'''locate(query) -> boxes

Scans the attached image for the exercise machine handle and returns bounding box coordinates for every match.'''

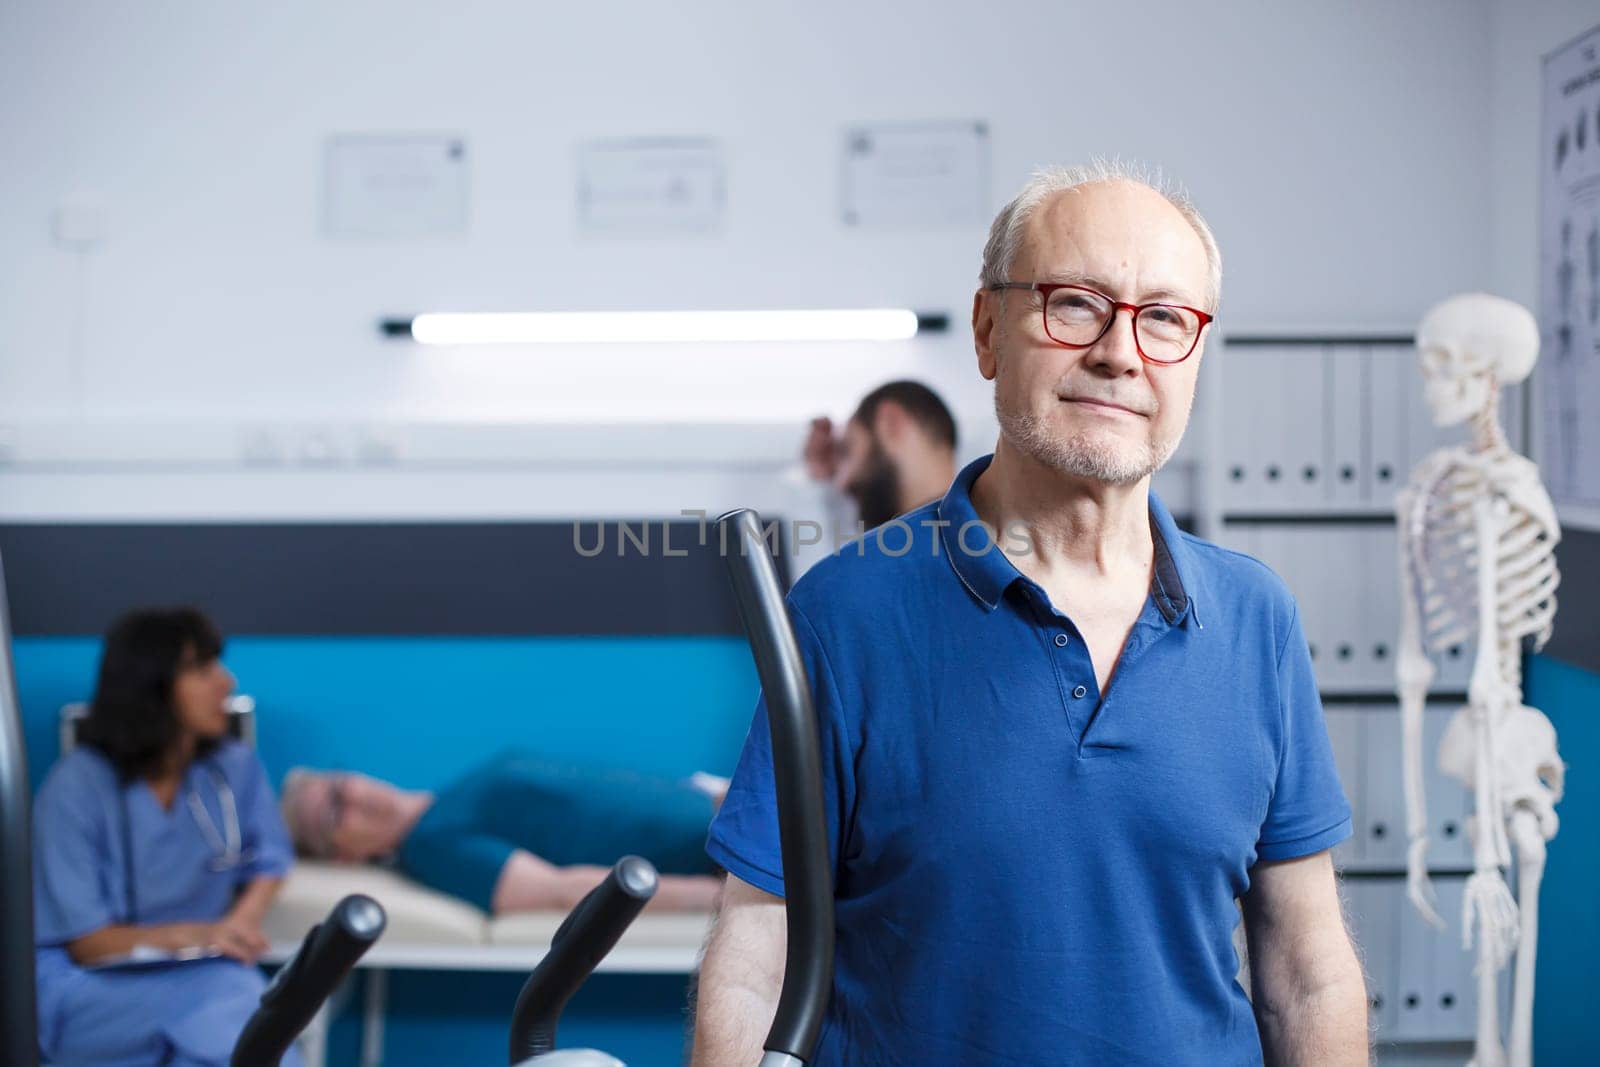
[0,553,39,1067]
[231,894,386,1067]
[508,856,658,1064]
[716,509,834,1067]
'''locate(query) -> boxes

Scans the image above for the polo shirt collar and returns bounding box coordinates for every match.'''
[936,453,1199,627]
[1146,486,1198,627]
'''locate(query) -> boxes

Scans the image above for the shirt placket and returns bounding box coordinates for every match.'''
[1027,590,1175,751]
[1016,588,1095,746]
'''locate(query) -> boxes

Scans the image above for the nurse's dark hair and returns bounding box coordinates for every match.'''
[80,606,225,780]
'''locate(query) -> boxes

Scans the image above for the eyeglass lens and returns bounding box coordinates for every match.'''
[1044,288,1201,362]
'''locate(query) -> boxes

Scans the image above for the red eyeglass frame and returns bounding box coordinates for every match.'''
[987,281,1215,365]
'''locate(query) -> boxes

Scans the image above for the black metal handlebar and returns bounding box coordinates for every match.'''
[0,553,39,1067]
[715,509,835,1066]
[231,894,387,1067]
[508,855,659,1064]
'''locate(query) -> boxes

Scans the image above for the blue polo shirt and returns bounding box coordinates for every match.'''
[706,454,1352,1065]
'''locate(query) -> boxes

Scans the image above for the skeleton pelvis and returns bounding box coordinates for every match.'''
[1438,703,1564,821]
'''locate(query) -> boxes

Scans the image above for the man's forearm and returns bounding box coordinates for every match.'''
[1243,853,1371,1066]
[691,978,776,1066]
[492,851,721,914]
[1254,968,1370,1066]
[691,919,781,1066]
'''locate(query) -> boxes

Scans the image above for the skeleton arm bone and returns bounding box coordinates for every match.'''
[1462,493,1520,969]
[1396,484,1443,927]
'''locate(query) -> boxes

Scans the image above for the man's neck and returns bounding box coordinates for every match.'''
[897,453,958,517]
[972,439,1153,582]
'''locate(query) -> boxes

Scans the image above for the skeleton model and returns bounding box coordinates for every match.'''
[1396,293,1565,1067]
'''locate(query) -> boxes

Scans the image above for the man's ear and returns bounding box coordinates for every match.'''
[973,289,999,381]
[1192,321,1214,365]
[872,401,909,452]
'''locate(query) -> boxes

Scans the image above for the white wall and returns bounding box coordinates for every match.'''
[0,0,1496,518]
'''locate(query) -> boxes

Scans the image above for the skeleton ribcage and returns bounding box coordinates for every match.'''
[1412,465,1560,682]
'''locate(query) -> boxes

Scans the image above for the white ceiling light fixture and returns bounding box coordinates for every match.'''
[382,308,948,345]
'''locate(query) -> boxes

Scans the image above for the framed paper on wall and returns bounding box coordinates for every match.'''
[1539,22,1600,530]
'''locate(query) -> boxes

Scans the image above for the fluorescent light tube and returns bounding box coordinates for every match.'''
[403,309,926,345]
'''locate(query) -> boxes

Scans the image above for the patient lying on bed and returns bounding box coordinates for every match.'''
[280,750,726,914]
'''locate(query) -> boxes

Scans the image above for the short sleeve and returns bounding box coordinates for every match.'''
[230,746,293,882]
[705,600,855,898]
[32,758,119,944]
[1254,604,1354,862]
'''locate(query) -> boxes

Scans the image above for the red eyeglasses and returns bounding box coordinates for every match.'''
[988,282,1214,365]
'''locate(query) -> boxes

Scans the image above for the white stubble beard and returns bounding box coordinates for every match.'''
[992,365,1185,486]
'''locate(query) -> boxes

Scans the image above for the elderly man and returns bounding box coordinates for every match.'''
[692,162,1367,1064]
[280,751,726,914]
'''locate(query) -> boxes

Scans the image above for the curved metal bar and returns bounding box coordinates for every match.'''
[716,509,834,1065]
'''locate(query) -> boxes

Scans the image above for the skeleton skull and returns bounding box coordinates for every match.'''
[1415,294,1539,427]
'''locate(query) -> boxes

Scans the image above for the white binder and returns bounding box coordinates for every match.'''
[1324,706,1366,869]
[1363,524,1402,691]
[1361,706,1408,868]
[1392,874,1437,1040]
[1326,345,1367,507]
[1344,877,1401,1037]
[1280,347,1328,509]
[1368,346,1408,507]
[1220,348,1261,510]
[1321,526,1363,692]
[1427,875,1475,1040]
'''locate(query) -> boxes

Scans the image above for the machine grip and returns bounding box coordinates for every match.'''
[231,894,386,1067]
[716,508,834,1066]
[0,553,38,1067]
[508,855,658,1063]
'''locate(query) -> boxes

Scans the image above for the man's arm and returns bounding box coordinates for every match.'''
[690,873,787,1067]
[491,850,720,914]
[1241,850,1369,1065]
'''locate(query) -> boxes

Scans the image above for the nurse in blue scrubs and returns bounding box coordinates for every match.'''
[31,607,299,1067]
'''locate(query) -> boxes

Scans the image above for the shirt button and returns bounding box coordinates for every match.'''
[1073,685,1088,699]
[1054,633,1069,647]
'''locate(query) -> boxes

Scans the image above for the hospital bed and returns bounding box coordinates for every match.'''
[263,863,709,1067]
[241,853,660,1067]
[58,699,712,1067]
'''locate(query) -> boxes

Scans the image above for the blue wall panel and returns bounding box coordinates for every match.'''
[16,635,759,790]
[1526,653,1600,1066]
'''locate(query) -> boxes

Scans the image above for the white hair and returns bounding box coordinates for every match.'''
[979,158,1223,312]
[279,766,328,857]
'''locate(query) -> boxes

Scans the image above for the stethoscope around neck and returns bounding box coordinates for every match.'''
[120,760,256,922]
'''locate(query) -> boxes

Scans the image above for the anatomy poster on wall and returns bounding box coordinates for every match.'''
[1540,22,1600,528]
